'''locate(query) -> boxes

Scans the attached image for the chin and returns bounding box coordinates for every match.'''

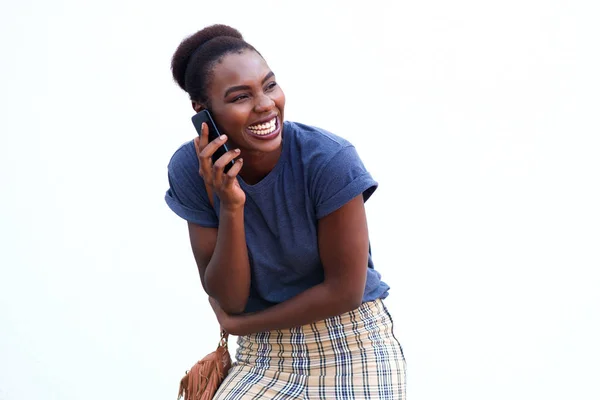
[250,133,282,153]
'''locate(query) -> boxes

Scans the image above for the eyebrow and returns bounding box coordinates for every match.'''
[224,71,275,98]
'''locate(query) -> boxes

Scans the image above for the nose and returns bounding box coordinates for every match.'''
[253,93,275,113]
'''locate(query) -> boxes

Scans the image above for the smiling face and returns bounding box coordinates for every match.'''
[197,49,286,154]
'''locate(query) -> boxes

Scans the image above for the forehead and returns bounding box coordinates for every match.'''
[210,50,270,93]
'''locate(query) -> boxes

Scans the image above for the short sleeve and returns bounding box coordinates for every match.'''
[311,145,378,219]
[164,143,219,228]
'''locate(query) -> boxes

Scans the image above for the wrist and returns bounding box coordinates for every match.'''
[219,204,244,215]
[226,314,249,336]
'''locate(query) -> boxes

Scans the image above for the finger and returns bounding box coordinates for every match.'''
[200,134,228,159]
[223,158,244,188]
[193,136,203,171]
[212,148,241,187]
[193,136,202,163]
[213,148,241,170]
[194,123,210,160]
[198,135,227,180]
[193,137,212,182]
[199,122,209,148]
[196,138,215,202]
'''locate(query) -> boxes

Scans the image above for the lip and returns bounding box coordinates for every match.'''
[245,114,281,141]
[247,114,278,128]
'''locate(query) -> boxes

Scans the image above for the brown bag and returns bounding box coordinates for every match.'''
[177,330,232,400]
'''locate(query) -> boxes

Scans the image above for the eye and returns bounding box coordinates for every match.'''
[232,94,249,103]
[265,81,278,91]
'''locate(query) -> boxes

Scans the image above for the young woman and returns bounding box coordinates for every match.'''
[166,24,406,399]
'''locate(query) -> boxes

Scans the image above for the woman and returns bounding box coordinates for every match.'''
[166,24,406,399]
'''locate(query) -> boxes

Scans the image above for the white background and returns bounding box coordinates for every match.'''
[1,1,599,399]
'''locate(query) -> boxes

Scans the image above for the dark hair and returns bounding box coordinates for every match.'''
[171,24,258,104]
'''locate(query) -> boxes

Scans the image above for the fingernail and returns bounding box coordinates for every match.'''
[219,135,227,140]
[234,148,241,153]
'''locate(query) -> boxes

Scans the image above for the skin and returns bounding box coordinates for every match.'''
[187,49,371,334]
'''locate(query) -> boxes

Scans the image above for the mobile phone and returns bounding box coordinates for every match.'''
[191,110,235,172]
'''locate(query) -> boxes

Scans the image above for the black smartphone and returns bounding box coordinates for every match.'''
[191,110,235,172]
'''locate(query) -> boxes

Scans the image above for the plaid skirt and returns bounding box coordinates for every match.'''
[213,299,406,400]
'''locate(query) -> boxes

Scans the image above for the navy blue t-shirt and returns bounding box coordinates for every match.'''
[165,121,390,312]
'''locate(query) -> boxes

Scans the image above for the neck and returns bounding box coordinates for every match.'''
[238,145,282,185]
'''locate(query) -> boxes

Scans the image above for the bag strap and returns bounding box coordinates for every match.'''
[219,329,229,347]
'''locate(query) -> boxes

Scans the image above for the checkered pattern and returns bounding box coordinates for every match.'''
[213,300,406,399]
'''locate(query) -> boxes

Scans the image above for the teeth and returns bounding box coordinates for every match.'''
[248,118,277,135]
[248,118,276,130]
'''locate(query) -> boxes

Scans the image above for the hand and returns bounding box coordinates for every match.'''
[194,122,246,211]
[209,296,237,334]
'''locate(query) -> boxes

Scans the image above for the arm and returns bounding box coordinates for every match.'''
[212,194,369,336]
[189,126,250,314]
[188,207,250,314]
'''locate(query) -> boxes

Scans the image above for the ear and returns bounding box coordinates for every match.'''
[191,101,206,113]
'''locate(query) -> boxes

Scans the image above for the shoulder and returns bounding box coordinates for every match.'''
[284,122,377,218]
[284,121,356,172]
[166,139,203,200]
[165,140,218,226]
[168,140,198,172]
[285,121,354,153]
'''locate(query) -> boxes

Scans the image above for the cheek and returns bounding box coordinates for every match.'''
[275,89,286,111]
[216,106,248,129]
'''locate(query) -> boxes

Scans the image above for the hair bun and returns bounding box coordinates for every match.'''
[171,24,244,92]
[194,24,243,47]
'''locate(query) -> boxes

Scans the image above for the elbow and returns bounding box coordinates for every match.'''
[221,300,247,315]
[203,275,249,314]
[205,288,247,314]
[345,293,364,312]
[331,286,364,314]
